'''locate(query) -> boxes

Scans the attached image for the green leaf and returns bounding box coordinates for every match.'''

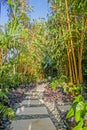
[75,110,81,123]
[85,103,87,111]
[0,91,8,100]
[73,119,83,130]
[73,95,84,104]
[75,101,85,123]
[82,126,87,130]
[66,108,74,119]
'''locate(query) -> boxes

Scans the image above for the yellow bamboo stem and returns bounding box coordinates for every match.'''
[65,0,78,84]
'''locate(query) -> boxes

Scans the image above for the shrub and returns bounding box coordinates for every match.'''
[50,75,67,90]
[51,79,59,90]
[0,90,15,129]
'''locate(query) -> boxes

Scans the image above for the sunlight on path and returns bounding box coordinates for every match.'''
[28,122,32,130]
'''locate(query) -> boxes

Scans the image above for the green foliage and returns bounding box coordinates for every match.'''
[58,75,67,83]
[72,0,87,15]
[0,102,15,120]
[51,79,59,90]
[9,72,21,88]
[0,90,8,99]
[0,89,15,121]
[0,0,30,127]
[63,83,82,96]
[0,64,22,89]
[48,0,87,84]
[66,95,87,129]
[83,38,87,82]
[0,78,16,121]
[28,74,38,83]
[51,75,67,90]
[21,73,38,84]
[42,54,58,78]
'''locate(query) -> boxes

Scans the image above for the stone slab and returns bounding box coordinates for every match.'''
[21,100,41,105]
[25,91,37,96]
[11,118,56,130]
[58,105,71,112]
[16,107,48,115]
[25,96,38,100]
[25,95,39,100]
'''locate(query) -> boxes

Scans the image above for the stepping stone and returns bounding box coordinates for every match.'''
[21,100,41,106]
[25,92,37,96]
[21,100,31,106]
[16,107,48,115]
[26,95,39,99]
[11,118,56,130]
[25,96,38,100]
[58,105,71,112]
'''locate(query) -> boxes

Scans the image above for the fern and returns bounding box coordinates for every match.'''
[0,90,16,121]
[0,102,15,120]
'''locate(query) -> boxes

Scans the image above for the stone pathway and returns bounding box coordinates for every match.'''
[10,83,69,130]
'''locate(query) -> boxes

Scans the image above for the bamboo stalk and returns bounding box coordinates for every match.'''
[61,22,73,82]
[67,48,73,82]
[70,52,75,83]
[78,16,85,83]
[65,0,78,84]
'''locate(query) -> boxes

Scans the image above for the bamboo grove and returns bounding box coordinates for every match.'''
[0,0,87,86]
[47,0,87,84]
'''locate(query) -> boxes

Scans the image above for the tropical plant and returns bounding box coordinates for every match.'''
[66,95,87,129]
[0,90,15,129]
